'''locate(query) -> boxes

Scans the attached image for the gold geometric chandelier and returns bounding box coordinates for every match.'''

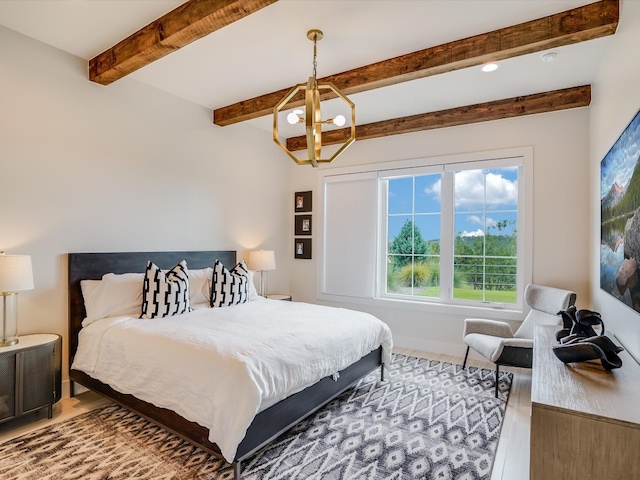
[273,29,356,167]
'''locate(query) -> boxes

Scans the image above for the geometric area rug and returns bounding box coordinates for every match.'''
[0,354,512,480]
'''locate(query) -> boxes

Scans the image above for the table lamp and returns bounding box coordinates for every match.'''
[247,250,276,297]
[0,253,34,346]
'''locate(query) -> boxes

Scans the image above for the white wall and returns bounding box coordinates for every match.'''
[0,25,291,386]
[290,108,590,356]
[590,0,640,362]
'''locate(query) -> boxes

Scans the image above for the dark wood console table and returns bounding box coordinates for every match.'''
[531,325,640,479]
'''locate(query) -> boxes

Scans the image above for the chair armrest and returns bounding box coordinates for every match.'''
[501,338,533,349]
[490,337,534,363]
[463,318,514,339]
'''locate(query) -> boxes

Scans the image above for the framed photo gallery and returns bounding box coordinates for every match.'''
[294,191,312,259]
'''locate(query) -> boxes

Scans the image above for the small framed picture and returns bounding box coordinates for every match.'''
[295,215,312,236]
[294,191,312,213]
[294,238,312,259]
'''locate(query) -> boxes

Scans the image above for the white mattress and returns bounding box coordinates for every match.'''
[71,298,393,462]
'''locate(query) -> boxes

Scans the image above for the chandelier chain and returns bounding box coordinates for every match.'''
[312,36,318,80]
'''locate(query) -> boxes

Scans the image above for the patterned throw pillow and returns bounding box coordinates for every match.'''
[211,259,249,308]
[140,260,191,319]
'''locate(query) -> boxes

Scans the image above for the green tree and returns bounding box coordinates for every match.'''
[453,220,517,292]
[390,219,427,269]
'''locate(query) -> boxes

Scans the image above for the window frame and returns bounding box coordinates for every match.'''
[317,147,533,320]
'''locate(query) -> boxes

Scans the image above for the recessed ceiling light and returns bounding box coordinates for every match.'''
[541,52,557,63]
[481,63,499,73]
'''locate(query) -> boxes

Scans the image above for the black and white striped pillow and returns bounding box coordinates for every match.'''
[140,260,191,319]
[211,259,249,308]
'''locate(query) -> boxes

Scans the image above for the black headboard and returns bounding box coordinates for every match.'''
[68,250,236,368]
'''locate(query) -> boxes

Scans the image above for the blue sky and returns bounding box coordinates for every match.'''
[388,168,518,242]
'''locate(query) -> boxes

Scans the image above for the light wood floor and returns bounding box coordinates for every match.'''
[0,348,531,480]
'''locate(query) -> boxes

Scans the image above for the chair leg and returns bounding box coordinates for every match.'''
[462,346,470,369]
[494,364,500,398]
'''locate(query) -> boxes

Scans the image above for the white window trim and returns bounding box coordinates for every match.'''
[316,147,533,320]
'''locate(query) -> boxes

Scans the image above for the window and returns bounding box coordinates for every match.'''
[385,172,442,299]
[451,165,519,303]
[319,148,531,313]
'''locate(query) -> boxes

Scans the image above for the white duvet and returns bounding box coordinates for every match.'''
[72,297,393,462]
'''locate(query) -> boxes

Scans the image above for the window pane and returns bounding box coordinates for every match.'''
[415,214,440,254]
[485,257,517,302]
[485,212,517,256]
[414,255,440,298]
[387,255,412,294]
[485,167,518,210]
[453,166,518,304]
[388,177,413,214]
[386,173,442,300]
[454,169,486,212]
[415,174,441,213]
[388,215,412,254]
[453,255,485,301]
[454,212,485,248]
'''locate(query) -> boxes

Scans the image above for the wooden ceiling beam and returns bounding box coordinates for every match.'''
[89,0,278,85]
[214,0,616,126]
[285,85,591,151]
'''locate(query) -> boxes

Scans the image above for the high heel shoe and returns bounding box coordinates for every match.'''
[556,305,577,341]
[557,309,605,343]
[552,334,623,370]
[584,335,623,370]
[574,309,605,337]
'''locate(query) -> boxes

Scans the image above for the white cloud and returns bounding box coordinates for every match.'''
[454,170,517,208]
[424,179,440,197]
[461,229,485,237]
[466,215,497,228]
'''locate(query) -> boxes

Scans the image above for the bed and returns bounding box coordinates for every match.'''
[68,250,392,478]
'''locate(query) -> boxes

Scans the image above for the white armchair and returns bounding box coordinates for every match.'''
[462,284,576,397]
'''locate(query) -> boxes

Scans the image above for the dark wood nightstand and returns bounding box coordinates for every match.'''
[267,294,292,301]
[0,334,62,424]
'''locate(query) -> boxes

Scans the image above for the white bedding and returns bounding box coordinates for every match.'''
[71,297,393,462]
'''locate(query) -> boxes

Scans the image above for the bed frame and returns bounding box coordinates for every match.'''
[68,251,383,478]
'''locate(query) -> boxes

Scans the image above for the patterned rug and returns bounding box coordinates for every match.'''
[0,354,512,480]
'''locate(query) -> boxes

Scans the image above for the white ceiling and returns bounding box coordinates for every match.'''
[0,0,612,137]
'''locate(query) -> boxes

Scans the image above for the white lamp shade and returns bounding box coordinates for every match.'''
[0,254,34,292]
[247,250,276,272]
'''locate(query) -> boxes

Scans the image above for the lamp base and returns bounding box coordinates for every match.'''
[259,270,268,297]
[0,337,18,347]
[1,293,19,348]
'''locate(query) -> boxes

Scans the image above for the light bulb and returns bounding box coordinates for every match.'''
[333,114,346,127]
[481,63,499,72]
[287,111,301,125]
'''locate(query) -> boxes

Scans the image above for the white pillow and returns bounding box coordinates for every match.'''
[247,270,259,300]
[81,273,144,325]
[189,267,213,306]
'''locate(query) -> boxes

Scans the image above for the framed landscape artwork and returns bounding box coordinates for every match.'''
[600,108,640,314]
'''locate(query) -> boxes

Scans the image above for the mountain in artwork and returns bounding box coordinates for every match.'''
[601,181,625,209]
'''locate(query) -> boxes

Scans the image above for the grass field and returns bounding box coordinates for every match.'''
[399,286,517,303]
